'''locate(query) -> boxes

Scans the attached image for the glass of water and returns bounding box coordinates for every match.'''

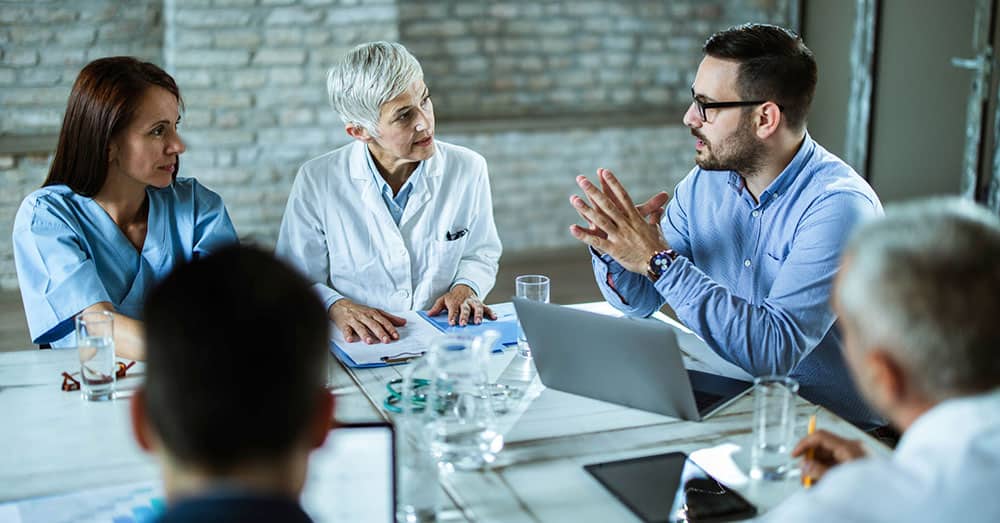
[76,311,116,401]
[515,274,550,358]
[750,375,799,480]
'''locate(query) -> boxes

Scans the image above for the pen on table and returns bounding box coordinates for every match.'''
[380,351,426,364]
[803,414,817,488]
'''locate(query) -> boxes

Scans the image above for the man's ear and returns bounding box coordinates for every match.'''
[754,102,782,140]
[308,390,336,450]
[865,349,907,408]
[130,388,156,453]
[345,124,373,143]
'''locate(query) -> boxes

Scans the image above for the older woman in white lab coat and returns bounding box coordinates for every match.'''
[276,42,502,345]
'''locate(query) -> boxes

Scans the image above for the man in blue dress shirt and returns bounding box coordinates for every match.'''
[569,24,884,428]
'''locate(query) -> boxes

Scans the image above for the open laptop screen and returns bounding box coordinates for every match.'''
[301,423,395,522]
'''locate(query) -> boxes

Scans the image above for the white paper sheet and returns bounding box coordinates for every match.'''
[330,311,445,366]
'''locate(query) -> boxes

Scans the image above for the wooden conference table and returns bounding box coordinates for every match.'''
[0,302,888,521]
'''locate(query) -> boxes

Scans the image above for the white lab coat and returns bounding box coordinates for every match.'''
[276,139,502,313]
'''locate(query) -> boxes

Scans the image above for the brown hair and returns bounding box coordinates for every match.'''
[43,57,183,196]
[704,24,817,131]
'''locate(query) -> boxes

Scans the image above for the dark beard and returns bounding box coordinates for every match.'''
[694,115,765,175]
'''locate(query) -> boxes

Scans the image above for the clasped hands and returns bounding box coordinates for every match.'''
[569,168,672,274]
[331,284,495,344]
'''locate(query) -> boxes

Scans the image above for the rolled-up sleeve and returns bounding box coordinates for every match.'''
[591,249,664,315]
[592,175,695,317]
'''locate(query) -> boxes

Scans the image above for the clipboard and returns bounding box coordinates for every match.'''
[330,303,520,368]
[417,301,520,347]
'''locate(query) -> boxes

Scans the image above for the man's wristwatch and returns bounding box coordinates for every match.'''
[646,249,677,282]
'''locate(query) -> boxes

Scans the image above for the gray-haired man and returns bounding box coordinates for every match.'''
[761,197,1000,522]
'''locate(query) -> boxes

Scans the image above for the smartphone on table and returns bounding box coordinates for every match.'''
[585,451,757,522]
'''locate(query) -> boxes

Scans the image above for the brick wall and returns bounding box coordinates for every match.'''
[402,0,784,120]
[0,0,164,288]
[165,0,399,244]
[0,0,792,290]
[0,0,163,135]
[440,125,696,253]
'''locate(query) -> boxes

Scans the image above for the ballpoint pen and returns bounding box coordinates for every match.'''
[803,414,817,488]
[380,351,426,364]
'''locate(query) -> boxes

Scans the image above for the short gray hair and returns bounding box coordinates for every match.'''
[837,197,1000,400]
[326,41,423,138]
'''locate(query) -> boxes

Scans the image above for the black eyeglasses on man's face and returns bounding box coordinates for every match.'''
[690,88,781,122]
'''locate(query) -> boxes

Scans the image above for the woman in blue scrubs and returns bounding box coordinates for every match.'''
[12,57,238,359]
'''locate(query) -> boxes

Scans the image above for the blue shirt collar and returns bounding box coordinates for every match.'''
[725,133,816,207]
[758,133,815,204]
[365,146,423,201]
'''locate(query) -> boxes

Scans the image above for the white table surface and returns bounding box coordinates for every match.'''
[338,302,889,522]
[0,301,888,522]
[0,348,382,503]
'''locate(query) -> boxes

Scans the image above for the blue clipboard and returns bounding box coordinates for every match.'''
[417,301,520,348]
[330,302,520,368]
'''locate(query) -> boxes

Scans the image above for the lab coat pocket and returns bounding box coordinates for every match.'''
[429,237,467,286]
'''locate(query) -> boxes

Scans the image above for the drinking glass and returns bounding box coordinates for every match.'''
[749,376,799,480]
[514,275,550,358]
[76,311,116,401]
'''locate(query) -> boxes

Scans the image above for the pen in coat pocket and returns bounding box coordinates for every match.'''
[445,228,469,241]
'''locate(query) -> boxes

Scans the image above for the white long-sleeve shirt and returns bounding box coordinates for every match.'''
[760,388,1000,522]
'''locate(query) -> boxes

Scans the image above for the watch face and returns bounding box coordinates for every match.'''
[649,250,673,277]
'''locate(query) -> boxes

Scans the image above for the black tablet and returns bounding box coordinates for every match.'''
[584,451,757,522]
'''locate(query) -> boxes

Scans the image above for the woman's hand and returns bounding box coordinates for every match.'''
[330,299,407,344]
[427,284,496,326]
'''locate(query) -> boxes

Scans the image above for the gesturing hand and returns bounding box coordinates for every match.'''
[791,429,869,483]
[427,284,497,326]
[569,168,672,273]
[330,299,407,344]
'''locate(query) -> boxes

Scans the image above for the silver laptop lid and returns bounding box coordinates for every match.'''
[513,298,702,421]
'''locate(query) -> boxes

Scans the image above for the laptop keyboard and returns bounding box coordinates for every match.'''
[694,390,725,412]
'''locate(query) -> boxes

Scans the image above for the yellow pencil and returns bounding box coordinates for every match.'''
[803,414,817,488]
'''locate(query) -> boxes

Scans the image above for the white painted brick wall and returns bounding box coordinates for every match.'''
[0,0,790,289]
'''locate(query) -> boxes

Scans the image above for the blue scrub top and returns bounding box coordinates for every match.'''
[12,177,239,347]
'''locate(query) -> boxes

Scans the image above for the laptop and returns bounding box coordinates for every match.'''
[513,299,752,421]
[301,422,395,521]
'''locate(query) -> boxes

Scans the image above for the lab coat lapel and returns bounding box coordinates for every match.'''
[399,173,430,228]
[350,141,402,234]
[400,154,440,228]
